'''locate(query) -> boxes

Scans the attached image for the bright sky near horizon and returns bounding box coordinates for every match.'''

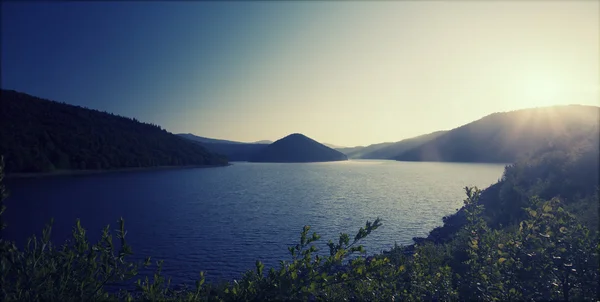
[2,1,598,147]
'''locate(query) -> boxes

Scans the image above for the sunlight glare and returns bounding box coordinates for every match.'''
[521,74,566,108]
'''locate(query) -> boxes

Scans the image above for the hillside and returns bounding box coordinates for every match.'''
[193,143,267,161]
[178,133,269,161]
[177,133,246,145]
[358,131,447,159]
[249,133,348,163]
[335,131,446,159]
[335,143,392,159]
[323,143,347,149]
[0,90,228,173]
[422,127,599,244]
[395,105,600,163]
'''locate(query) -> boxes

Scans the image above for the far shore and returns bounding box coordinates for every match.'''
[5,163,232,179]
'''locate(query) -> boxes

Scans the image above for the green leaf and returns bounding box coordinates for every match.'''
[543,204,552,213]
[559,227,567,233]
[498,258,507,264]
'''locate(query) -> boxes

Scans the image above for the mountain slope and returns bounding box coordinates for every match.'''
[249,133,348,163]
[423,127,599,244]
[358,131,447,159]
[177,133,269,161]
[191,142,267,161]
[0,90,228,173]
[324,143,347,149]
[395,105,600,163]
[336,143,393,159]
[177,133,246,145]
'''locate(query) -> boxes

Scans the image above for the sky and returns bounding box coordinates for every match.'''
[2,1,598,147]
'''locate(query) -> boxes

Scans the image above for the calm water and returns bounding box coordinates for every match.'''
[3,160,505,284]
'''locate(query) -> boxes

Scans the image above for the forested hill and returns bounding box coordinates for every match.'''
[395,105,600,163]
[0,90,228,173]
[423,127,600,244]
[357,130,447,159]
[249,133,348,163]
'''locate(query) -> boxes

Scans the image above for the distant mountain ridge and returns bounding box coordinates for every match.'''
[177,133,270,161]
[249,133,348,163]
[336,143,392,159]
[177,134,246,145]
[336,131,447,159]
[324,143,347,149]
[176,134,272,145]
[395,105,600,163]
[359,131,447,159]
[0,90,228,173]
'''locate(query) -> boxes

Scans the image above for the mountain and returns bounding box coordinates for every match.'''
[253,140,273,144]
[249,133,348,163]
[422,126,599,244]
[177,133,270,161]
[324,143,346,149]
[336,131,447,159]
[0,90,228,173]
[176,134,273,145]
[177,134,246,145]
[192,143,267,161]
[358,131,448,159]
[335,143,391,159]
[395,105,600,163]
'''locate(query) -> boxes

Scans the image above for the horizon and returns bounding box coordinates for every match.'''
[2,1,598,146]
[5,87,597,148]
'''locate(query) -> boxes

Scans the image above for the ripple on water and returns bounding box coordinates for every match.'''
[4,160,506,284]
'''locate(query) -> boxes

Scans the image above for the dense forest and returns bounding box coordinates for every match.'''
[0,90,228,174]
[0,124,597,300]
[395,105,600,163]
[249,133,348,163]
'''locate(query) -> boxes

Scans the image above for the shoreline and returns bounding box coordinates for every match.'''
[5,163,232,179]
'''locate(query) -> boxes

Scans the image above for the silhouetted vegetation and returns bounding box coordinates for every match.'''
[395,105,600,163]
[424,127,599,245]
[0,128,597,300]
[0,90,228,174]
[250,133,348,163]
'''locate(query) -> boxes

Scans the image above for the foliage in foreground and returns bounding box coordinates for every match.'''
[0,153,599,301]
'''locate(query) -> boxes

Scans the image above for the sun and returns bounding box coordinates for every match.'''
[521,75,566,108]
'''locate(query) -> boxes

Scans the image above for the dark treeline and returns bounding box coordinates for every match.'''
[0,90,227,174]
[0,127,597,300]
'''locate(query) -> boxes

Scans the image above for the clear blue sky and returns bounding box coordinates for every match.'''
[2,1,598,146]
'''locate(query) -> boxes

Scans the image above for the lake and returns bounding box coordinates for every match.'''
[3,160,506,285]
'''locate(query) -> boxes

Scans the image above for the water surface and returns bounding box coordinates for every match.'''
[3,160,506,284]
